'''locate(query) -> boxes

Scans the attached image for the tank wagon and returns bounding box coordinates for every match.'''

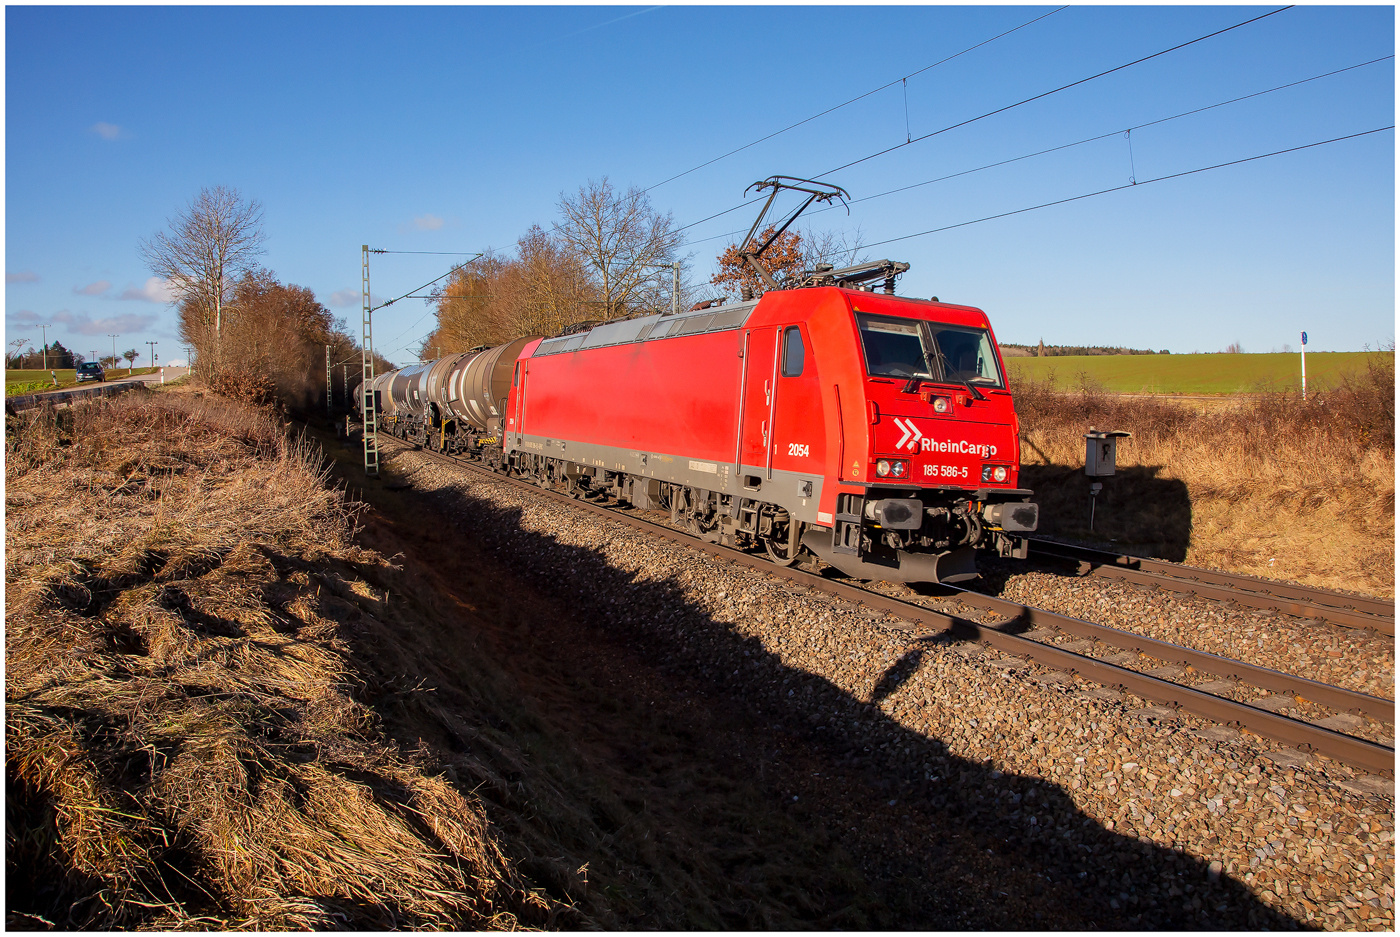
[359,273,1037,585]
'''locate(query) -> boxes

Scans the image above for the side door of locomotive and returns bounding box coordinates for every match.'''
[737,328,778,479]
[508,360,527,446]
[769,324,824,478]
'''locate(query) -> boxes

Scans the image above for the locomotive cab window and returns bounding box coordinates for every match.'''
[856,312,1004,389]
[929,325,1003,388]
[781,326,806,377]
[856,313,934,380]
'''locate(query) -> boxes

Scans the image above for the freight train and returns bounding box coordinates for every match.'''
[357,258,1039,584]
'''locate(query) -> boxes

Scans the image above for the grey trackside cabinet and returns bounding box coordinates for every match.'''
[1084,429,1132,476]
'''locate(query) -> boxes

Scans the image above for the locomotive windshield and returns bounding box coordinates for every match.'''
[856,313,1003,388]
[929,324,1004,387]
[856,314,932,379]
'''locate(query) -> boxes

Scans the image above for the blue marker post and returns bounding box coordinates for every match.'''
[1300,331,1308,400]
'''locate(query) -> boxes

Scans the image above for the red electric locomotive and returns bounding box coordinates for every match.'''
[364,178,1038,583]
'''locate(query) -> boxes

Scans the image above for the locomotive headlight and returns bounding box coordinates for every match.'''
[981,464,1010,483]
[932,396,950,414]
[875,459,908,478]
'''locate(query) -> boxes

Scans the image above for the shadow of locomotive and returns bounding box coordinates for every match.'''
[348,460,1297,930]
[1020,464,1193,562]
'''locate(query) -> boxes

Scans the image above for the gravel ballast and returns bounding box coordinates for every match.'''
[378,439,1394,929]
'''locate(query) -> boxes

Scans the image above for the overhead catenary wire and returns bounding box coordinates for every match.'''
[857,125,1393,251]
[369,249,485,256]
[814,6,1294,180]
[371,260,484,360]
[673,6,1293,242]
[683,123,1394,257]
[800,54,1395,216]
[643,6,1067,193]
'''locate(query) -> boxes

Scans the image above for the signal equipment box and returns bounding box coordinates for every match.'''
[1084,429,1132,477]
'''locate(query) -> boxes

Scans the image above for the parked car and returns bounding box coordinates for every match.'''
[76,362,105,383]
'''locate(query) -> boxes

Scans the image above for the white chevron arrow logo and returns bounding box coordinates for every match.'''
[894,417,922,452]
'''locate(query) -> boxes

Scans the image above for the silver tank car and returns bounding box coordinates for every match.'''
[443,337,536,433]
[356,335,539,451]
[353,370,399,421]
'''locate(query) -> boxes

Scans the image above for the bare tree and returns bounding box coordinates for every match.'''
[800,226,867,271]
[423,254,515,358]
[511,226,597,335]
[555,178,682,320]
[140,186,265,369]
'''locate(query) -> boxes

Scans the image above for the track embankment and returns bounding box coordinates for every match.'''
[368,431,1394,930]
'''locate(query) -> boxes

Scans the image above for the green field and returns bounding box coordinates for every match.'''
[1002,351,1385,394]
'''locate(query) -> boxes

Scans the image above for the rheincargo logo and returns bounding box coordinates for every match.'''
[921,438,998,458]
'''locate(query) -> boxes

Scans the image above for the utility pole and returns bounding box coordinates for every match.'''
[361,245,379,476]
[640,261,683,315]
[38,323,52,369]
[108,334,119,369]
[326,345,332,417]
[342,363,348,408]
[146,341,158,375]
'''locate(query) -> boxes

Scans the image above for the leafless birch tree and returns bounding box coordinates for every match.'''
[555,178,682,320]
[140,186,265,369]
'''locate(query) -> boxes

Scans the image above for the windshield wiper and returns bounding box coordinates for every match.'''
[918,349,986,400]
[955,372,987,401]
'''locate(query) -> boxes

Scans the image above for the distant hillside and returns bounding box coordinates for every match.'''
[999,343,1169,358]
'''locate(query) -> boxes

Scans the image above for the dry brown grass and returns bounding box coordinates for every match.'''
[5,391,563,929]
[1012,353,1394,597]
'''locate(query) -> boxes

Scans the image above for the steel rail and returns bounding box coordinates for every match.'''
[937,585,1394,723]
[383,437,1395,776]
[1028,539,1394,634]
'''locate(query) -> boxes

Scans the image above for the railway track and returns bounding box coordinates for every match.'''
[1026,538,1395,635]
[376,433,1394,777]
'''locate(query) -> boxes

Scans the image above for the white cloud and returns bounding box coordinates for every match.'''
[119,277,175,302]
[330,288,360,308]
[75,280,111,296]
[329,288,386,309]
[92,122,122,141]
[7,271,39,284]
[414,214,445,231]
[50,309,158,336]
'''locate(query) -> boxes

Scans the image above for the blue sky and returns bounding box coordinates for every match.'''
[6,5,1394,368]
